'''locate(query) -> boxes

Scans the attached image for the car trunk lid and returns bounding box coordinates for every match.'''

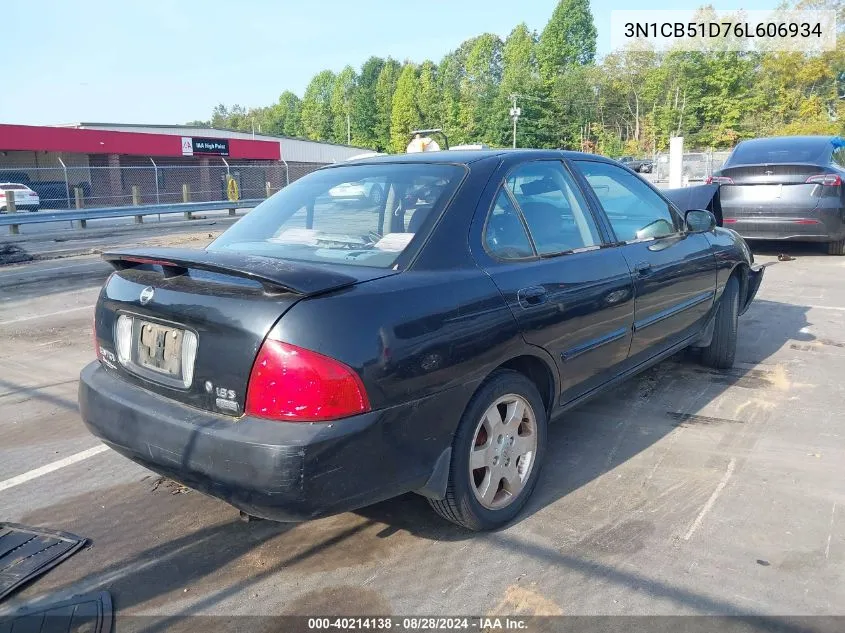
[718,163,829,217]
[95,248,397,416]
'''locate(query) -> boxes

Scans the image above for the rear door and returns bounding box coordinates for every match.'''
[572,159,717,360]
[474,160,635,402]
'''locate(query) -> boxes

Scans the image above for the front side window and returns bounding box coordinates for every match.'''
[574,160,679,242]
[505,161,600,255]
[209,163,464,268]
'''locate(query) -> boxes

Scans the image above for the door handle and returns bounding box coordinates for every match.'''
[634,261,652,276]
[517,286,547,307]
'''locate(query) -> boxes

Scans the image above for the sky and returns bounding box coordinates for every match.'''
[2,0,780,127]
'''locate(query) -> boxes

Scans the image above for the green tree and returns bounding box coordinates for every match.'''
[417,60,440,128]
[438,51,465,144]
[301,70,336,141]
[351,57,384,148]
[210,104,249,130]
[536,0,597,83]
[374,58,401,151]
[390,63,422,152]
[330,65,358,144]
[459,34,503,144]
[265,91,303,137]
[495,23,542,147]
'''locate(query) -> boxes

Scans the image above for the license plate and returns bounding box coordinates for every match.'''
[745,184,782,201]
[137,320,184,377]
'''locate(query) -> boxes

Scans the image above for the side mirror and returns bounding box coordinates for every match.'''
[685,209,716,233]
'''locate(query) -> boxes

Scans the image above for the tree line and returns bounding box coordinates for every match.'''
[194,0,844,156]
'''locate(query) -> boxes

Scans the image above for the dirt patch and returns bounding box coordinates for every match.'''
[282,586,392,616]
[573,519,656,557]
[489,584,563,616]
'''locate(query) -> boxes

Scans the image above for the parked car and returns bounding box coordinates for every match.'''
[0,171,80,208]
[617,156,653,173]
[327,177,385,206]
[708,135,845,254]
[79,150,763,531]
[0,183,40,212]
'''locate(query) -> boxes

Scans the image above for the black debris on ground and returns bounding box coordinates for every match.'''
[0,244,32,266]
[0,591,112,633]
[0,524,88,601]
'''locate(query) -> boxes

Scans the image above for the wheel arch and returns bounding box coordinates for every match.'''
[490,350,558,420]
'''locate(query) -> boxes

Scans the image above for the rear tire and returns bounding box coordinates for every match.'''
[827,238,845,256]
[428,370,547,531]
[700,276,739,369]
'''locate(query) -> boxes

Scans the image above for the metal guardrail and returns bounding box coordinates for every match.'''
[0,199,264,234]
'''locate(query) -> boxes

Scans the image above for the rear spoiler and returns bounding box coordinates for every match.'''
[102,248,361,295]
[663,184,723,226]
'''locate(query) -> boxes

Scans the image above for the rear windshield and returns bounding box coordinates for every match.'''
[209,163,464,268]
[0,184,27,190]
[727,138,832,166]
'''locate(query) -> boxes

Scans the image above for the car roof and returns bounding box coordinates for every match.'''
[339,149,616,166]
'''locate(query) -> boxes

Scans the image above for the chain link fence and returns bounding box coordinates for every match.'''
[0,160,323,211]
[648,150,732,184]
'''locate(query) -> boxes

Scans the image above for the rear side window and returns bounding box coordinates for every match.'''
[505,161,600,255]
[484,190,534,259]
[728,138,832,165]
[209,163,464,268]
[0,184,27,190]
[575,160,678,242]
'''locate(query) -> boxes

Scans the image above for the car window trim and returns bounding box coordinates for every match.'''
[562,158,618,245]
[569,157,687,244]
[480,185,540,263]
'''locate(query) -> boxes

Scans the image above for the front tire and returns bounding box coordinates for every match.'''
[429,370,547,530]
[701,275,739,369]
[827,238,845,256]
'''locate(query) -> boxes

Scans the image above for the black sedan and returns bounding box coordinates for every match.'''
[708,135,845,254]
[79,150,763,531]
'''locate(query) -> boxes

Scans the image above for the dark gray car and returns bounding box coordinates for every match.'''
[709,135,845,254]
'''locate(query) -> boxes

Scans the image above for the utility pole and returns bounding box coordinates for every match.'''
[509,94,521,149]
[347,112,351,145]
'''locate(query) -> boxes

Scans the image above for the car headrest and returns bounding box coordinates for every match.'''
[407,207,432,233]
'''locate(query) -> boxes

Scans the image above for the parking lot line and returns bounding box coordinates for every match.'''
[0,444,109,493]
[683,458,737,541]
[0,304,95,326]
[805,304,845,312]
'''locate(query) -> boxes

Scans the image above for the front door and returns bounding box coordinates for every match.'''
[476,160,636,402]
[573,160,717,360]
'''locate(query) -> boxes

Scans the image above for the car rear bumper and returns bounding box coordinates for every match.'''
[79,362,461,521]
[722,205,845,242]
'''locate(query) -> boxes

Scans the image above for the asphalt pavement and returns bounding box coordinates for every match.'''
[1,226,844,629]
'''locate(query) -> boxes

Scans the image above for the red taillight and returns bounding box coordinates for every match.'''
[806,174,842,186]
[706,176,733,185]
[723,218,738,224]
[794,219,821,224]
[245,339,370,422]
